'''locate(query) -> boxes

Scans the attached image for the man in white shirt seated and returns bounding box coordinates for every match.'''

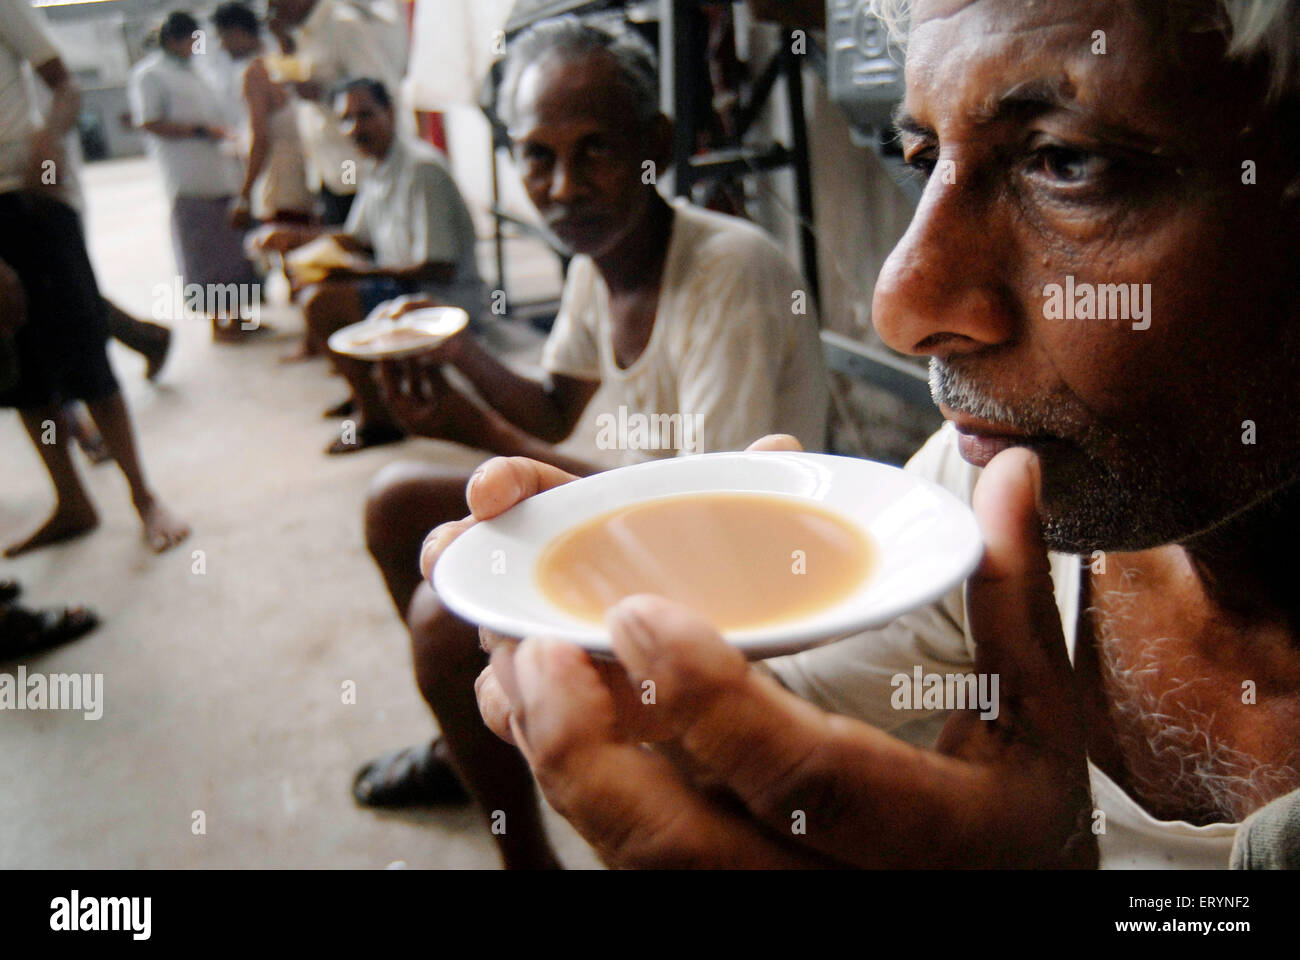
[451,0,1300,869]
[253,77,484,451]
[351,16,829,870]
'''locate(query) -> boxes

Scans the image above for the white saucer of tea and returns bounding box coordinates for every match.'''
[328,306,468,361]
[432,451,983,659]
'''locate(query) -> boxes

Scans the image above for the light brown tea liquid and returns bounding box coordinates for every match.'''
[536,493,876,632]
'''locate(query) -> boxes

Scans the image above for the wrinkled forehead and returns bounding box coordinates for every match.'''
[904,0,1233,144]
[510,51,642,139]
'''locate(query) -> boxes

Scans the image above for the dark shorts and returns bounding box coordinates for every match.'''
[357,278,408,317]
[0,191,118,410]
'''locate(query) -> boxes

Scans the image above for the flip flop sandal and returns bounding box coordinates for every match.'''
[0,604,99,660]
[352,739,471,807]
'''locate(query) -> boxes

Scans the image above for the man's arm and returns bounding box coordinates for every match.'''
[375,291,599,443]
[447,336,597,443]
[26,58,78,190]
[33,58,78,139]
[236,60,274,214]
[377,360,602,475]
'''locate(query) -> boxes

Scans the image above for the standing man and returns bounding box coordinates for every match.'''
[0,0,189,555]
[267,0,408,226]
[212,2,314,228]
[130,11,261,343]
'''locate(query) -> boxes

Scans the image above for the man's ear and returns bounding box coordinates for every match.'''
[647,113,673,174]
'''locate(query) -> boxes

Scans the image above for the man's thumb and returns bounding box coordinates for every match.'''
[965,447,1076,713]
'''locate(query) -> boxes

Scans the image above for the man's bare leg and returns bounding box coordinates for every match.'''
[103,300,171,379]
[360,462,562,869]
[408,585,562,869]
[4,406,99,557]
[84,390,190,553]
[283,279,354,363]
[304,282,403,452]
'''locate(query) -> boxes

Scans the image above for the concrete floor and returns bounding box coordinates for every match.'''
[0,157,601,869]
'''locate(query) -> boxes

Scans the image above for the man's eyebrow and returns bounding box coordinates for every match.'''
[892,105,933,140]
[892,77,1078,137]
[970,77,1079,124]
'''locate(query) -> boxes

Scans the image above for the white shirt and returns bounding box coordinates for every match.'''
[0,0,58,194]
[194,46,248,131]
[765,422,1240,868]
[541,200,830,462]
[343,135,483,315]
[292,0,408,194]
[129,51,240,200]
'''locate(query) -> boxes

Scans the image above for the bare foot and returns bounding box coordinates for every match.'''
[4,501,99,557]
[137,497,190,553]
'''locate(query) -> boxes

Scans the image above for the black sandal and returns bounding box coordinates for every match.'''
[352,739,471,807]
[0,604,99,660]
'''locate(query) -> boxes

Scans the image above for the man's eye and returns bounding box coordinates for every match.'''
[519,146,553,168]
[904,152,938,179]
[1026,145,1110,184]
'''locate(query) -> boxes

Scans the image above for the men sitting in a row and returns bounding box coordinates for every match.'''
[350,17,831,870]
[253,78,484,453]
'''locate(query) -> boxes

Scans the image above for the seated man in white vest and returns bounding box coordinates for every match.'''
[352,16,830,871]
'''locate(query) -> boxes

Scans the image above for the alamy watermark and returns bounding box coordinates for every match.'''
[1043,275,1151,330]
[50,891,150,940]
[595,405,704,454]
[151,276,261,328]
[0,667,103,719]
[890,666,999,720]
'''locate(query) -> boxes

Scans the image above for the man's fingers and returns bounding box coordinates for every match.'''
[418,455,580,578]
[745,434,803,452]
[464,456,580,521]
[505,635,826,868]
[475,663,518,746]
[419,516,475,580]
[377,359,404,402]
[965,447,1083,741]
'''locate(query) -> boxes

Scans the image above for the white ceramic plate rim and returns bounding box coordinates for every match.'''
[327,306,468,361]
[432,451,984,658]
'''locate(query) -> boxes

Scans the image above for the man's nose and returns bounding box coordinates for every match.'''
[872,172,1018,360]
[547,157,587,206]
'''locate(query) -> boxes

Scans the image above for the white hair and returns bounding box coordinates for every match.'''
[497,14,660,132]
[866,0,1300,101]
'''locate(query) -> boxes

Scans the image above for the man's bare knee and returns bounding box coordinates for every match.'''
[364,463,471,558]
[408,583,482,689]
